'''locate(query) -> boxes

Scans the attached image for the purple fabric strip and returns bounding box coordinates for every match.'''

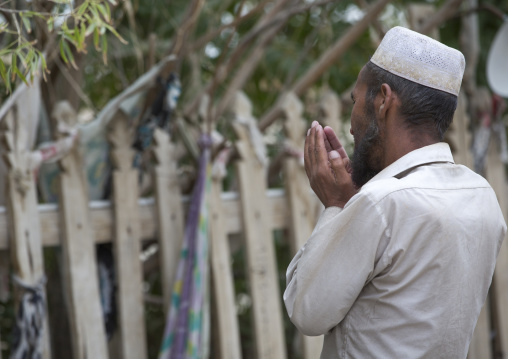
[171,134,212,358]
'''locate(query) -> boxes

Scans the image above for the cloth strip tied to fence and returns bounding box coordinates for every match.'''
[10,275,47,359]
[159,133,212,359]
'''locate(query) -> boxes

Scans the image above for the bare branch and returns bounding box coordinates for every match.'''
[55,57,96,112]
[417,0,466,35]
[182,0,336,120]
[189,0,271,53]
[168,0,206,58]
[259,0,391,131]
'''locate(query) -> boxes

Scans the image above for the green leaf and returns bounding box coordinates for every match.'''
[25,48,34,66]
[76,2,89,17]
[85,23,96,37]
[21,15,32,34]
[14,65,28,84]
[101,34,108,64]
[40,52,47,70]
[93,27,100,50]
[62,40,77,69]
[104,24,128,44]
[59,40,69,63]
[10,52,17,81]
[0,58,8,85]
[96,4,110,22]
[40,52,48,81]
[47,17,54,32]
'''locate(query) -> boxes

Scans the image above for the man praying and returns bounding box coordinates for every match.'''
[284,26,506,358]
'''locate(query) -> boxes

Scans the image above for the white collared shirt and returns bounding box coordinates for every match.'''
[284,143,506,358]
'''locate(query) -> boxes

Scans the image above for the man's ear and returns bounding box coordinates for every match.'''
[378,83,394,119]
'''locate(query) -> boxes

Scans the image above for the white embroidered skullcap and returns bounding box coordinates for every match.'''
[370,26,465,96]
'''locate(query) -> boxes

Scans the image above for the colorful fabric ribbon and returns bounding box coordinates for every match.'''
[159,134,211,359]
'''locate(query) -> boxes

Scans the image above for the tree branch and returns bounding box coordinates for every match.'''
[258,0,391,131]
[417,0,466,35]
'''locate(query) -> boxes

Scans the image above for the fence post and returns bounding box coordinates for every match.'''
[0,109,51,359]
[232,92,286,359]
[447,93,490,359]
[318,91,342,135]
[486,134,508,358]
[108,110,148,359]
[53,101,108,359]
[281,92,324,359]
[152,128,185,315]
[209,163,242,358]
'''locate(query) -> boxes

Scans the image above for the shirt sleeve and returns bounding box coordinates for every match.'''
[283,192,390,336]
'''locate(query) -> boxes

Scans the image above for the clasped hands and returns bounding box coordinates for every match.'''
[304,121,357,208]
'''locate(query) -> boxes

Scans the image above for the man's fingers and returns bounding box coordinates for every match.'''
[324,126,349,160]
[304,127,312,176]
[314,125,329,166]
[328,150,350,181]
[323,132,332,152]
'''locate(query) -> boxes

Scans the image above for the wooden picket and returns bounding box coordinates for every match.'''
[52,101,108,359]
[209,173,242,358]
[152,127,185,315]
[281,92,324,359]
[108,111,148,359]
[449,93,493,359]
[0,90,507,359]
[0,109,51,359]
[487,135,508,359]
[232,92,287,359]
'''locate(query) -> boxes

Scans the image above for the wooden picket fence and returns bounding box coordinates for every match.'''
[0,90,507,359]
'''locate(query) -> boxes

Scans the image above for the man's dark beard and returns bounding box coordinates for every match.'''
[351,119,382,188]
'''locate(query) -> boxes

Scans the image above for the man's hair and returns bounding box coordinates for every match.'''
[362,61,458,141]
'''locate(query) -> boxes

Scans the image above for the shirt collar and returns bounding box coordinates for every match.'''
[368,142,455,183]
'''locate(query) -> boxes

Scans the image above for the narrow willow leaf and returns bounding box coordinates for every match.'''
[14,66,28,84]
[85,23,96,37]
[10,53,17,81]
[77,2,89,17]
[25,48,34,65]
[93,27,100,50]
[0,58,8,85]
[104,24,128,44]
[96,4,110,22]
[47,17,54,32]
[101,34,108,65]
[60,40,69,63]
[62,40,78,69]
[21,15,32,34]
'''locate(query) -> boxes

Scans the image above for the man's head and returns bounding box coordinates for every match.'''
[349,27,466,188]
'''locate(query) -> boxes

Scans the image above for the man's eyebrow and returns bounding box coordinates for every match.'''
[350,92,355,101]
